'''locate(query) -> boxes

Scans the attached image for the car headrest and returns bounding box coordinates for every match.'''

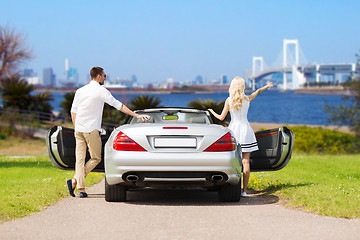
[137,117,155,123]
[189,117,206,123]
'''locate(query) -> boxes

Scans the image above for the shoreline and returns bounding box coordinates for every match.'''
[294,86,355,96]
[36,88,355,96]
[250,122,352,133]
[35,85,355,96]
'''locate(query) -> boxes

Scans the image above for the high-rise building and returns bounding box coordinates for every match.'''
[67,68,78,82]
[43,68,56,87]
[194,75,203,84]
[23,69,35,78]
[65,58,69,72]
[131,75,137,83]
[22,69,41,85]
[220,74,227,85]
[64,58,79,86]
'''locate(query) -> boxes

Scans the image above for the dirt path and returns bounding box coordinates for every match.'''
[1,180,359,240]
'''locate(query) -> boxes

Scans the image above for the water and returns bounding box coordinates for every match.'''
[48,90,347,126]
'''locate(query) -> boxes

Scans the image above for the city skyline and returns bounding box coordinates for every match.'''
[1,0,359,84]
[22,57,222,88]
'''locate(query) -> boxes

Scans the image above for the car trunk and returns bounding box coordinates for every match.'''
[46,126,293,173]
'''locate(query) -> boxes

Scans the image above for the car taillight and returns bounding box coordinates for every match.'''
[204,132,236,152]
[113,132,146,151]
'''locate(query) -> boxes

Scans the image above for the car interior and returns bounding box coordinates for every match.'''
[130,111,210,124]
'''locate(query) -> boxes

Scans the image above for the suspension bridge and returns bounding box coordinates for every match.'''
[249,39,359,90]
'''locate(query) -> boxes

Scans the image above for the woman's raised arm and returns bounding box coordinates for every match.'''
[249,82,273,101]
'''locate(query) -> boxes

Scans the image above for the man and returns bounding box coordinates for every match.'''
[67,67,149,198]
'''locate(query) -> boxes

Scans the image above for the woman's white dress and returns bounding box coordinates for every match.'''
[227,97,259,152]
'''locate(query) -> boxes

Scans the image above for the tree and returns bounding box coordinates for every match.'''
[60,92,75,118]
[325,53,360,149]
[187,98,229,125]
[1,75,53,114]
[1,75,34,109]
[29,91,54,113]
[102,104,126,126]
[0,25,32,80]
[129,95,162,110]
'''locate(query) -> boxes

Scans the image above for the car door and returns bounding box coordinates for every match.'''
[47,126,294,173]
[46,126,110,172]
[250,127,294,172]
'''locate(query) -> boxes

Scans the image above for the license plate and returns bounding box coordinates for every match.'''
[154,138,196,148]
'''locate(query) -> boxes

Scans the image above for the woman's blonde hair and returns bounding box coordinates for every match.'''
[229,76,249,110]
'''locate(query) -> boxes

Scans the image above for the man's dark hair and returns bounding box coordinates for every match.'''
[90,67,104,79]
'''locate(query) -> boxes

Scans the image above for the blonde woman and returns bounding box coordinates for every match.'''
[208,77,273,197]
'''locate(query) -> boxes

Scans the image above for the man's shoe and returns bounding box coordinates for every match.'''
[79,192,88,198]
[66,179,75,197]
[241,192,248,197]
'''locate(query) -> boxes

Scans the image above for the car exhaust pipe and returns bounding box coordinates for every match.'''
[126,175,139,182]
[211,175,224,182]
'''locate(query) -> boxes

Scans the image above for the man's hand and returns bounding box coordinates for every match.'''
[136,114,151,121]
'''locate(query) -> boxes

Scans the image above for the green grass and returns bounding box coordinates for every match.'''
[0,155,104,222]
[248,154,360,219]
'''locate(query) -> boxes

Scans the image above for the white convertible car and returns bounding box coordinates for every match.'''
[46,108,294,202]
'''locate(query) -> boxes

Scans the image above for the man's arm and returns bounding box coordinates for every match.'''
[70,90,78,127]
[120,105,150,121]
[71,112,76,127]
[101,88,149,121]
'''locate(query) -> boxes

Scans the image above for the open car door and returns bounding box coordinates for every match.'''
[46,126,294,173]
[46,126,110,172]
[251,127,294,172]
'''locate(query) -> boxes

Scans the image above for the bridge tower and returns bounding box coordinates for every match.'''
[283,39,299,67]
[283,39,300,90]
[252,57,264,90]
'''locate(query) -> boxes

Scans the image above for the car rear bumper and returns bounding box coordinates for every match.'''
[105,150,242,187]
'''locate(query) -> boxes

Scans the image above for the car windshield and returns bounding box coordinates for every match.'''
[129,110,211,124]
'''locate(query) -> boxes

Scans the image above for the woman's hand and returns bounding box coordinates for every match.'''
[266,82,273,89]
[208,109,215,115]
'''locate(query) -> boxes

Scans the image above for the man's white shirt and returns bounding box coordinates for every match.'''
[70,80,123,132]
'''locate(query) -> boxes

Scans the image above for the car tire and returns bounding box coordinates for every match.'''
[105,177,127,202]
[218,179,241,202]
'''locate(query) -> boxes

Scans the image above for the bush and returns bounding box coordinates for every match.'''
[0,110,40,138]
[0,133,6,140]
[290,125,357,154]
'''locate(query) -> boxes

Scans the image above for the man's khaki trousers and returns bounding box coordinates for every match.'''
[74,130,102,189]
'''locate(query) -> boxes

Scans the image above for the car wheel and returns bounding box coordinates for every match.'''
[105,177,127,202]
[218,179,241,202]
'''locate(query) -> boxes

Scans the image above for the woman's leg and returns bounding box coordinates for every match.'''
[242,152,250,193]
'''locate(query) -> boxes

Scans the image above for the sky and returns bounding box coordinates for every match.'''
[1,0,359,84]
